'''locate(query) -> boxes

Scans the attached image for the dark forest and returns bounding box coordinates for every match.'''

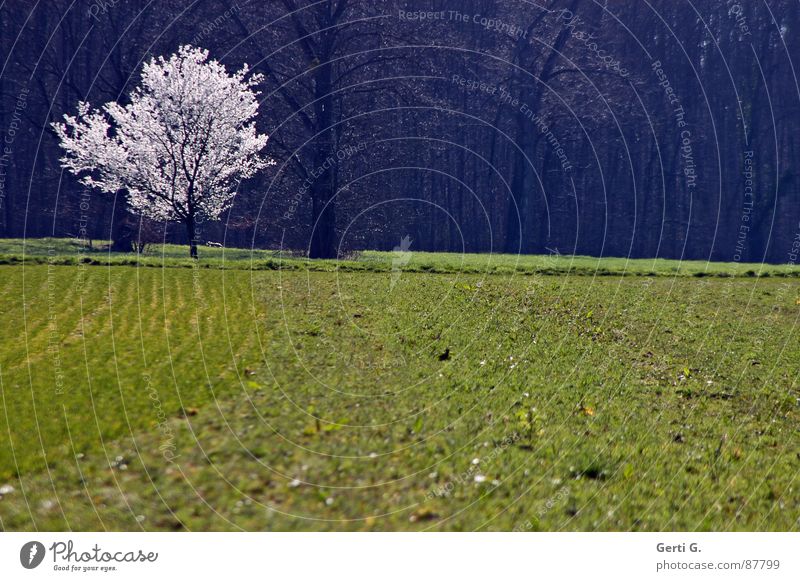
[1,0,798,262]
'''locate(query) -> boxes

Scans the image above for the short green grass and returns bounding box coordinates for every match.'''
[0,239,798,531]
[2,237,799,277]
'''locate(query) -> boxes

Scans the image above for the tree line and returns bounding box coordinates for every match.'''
[1,0,798,262]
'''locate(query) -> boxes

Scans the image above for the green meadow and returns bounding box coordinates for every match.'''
[0,239,798,531]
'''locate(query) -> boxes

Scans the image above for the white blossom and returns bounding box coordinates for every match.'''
[53,45,271,253]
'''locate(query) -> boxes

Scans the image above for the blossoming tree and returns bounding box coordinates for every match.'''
[53,45,270,257]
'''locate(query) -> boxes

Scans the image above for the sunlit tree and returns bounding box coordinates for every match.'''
[53,45,271,257]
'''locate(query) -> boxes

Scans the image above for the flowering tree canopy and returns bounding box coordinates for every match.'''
[53,45,270,257]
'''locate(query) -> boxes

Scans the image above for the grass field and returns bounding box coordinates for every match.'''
[0,239,798,531]
[3,237,800,277]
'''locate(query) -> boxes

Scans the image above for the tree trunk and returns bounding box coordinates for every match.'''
[0,23,5,238]
[186,215,199,259]
[110,195,136,252]
[309,179,337,259]
[504,0,579,254]
[308,56,338,259]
